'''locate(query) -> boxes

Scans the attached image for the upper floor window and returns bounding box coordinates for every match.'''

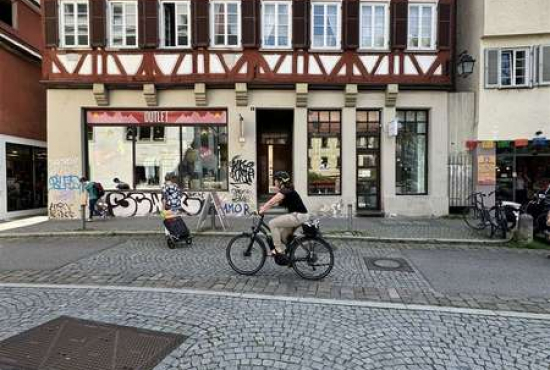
[311,2,341,50]
[161,1,191,47]
[109,1,138,48]
[408,3,436,50]
[360,3,389,50]
[485,48,531,88]
[262,1,291,49]
[60,1,89,47]
[211,1,241,47]
[0,0,14,27]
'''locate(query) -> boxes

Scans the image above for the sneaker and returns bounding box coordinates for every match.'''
[87,218,93,222]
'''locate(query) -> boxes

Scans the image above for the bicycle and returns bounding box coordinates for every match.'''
[463,191,509,239]
[226,214,335,280]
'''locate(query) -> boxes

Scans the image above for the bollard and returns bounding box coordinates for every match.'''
[347,204,353,232]
[210,205,216,230]
[514,213,533,246]
[81,204,87,230]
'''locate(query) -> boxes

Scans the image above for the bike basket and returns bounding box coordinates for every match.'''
[302,219,320,237]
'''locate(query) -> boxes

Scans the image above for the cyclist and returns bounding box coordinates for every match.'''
[259,171,309,256]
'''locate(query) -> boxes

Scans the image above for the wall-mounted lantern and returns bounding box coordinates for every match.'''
[457,51,476,77]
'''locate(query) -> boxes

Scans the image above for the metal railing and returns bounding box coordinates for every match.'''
[449,152,474,208]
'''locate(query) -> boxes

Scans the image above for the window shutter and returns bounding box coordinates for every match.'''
[437,0,452,50]
[242,0,259,48]
[139,0,158,48]
[540,45,550,85]
[193,0,210,47]
[391,0,407,50]
[485,49,499,88]
[343,0,359,50]
[293,0,309,49]
[90,0,106,47]
[44,0,58,47]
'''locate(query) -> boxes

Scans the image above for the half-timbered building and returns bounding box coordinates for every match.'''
[43,0,456,218]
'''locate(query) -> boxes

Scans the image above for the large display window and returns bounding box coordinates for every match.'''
[86,110,228,190]
[6,143,47,212]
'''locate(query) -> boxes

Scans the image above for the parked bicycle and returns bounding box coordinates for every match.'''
[226,214,334,280]
[463,191,511,239]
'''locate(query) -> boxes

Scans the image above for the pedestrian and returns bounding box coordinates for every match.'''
[80,176,100,221]
[259,171,309,256]
[113,177,130,190]
[162,173,182,212]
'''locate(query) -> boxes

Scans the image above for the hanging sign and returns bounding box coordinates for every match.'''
[477,155,496,186]
[86,110,227,125]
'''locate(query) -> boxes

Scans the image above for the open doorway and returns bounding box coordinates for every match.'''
[256,109,294,204]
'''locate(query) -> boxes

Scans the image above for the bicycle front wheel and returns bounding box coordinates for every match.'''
[226,234,267,276]
[290,237,334,281]
[463,205,486,230]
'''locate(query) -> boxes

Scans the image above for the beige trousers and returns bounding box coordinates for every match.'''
[269,212,310,252]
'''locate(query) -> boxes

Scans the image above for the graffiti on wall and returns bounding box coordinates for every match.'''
[104,191,205,217]
[230,155,255,186]
[49,202,76,219]
[48,157,81,218]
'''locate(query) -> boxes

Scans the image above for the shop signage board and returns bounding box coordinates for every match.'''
[86,110,227,125]
[196,192,229,231]
[477,155,497,186]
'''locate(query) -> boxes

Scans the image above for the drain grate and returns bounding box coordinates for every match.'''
[364,257,414,273]
[0,316,186,370]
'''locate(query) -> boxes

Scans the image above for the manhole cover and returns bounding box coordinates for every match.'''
[0,316,186,370]
[364,257,414,273]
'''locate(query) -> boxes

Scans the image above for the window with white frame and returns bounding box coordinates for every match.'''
[161,1,191,47]
[60,1,89,47]
[109,1,138,47]
[211,1,241,47]
[360,2,389,49]
[407,3,436,50]
[262,1,291,48]
[485,48,531,88]
[311,2,341,49]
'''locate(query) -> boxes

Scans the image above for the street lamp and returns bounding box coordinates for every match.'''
[457,52,476,77]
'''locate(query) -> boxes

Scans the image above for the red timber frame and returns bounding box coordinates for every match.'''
[42,0,456,88]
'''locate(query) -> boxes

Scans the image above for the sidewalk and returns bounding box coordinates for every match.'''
[0,214,503,243]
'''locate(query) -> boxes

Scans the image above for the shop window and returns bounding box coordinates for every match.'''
[88,123,227,191]
[396,110,428,195]
[307,110,341,195]
[87,126,94,141]
[0,0,13,27]
[161,0,190,48]
[6,144,47,212]
[356,110,381,211]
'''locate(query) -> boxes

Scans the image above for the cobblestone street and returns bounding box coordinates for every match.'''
[1,285,550,370]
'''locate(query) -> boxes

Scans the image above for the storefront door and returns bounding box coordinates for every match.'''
[256,109,294,202]
[356,110,382,213]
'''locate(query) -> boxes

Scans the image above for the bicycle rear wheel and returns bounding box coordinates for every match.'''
[226,234,267,276]
[463,205,486,230]
[290,237,334,281]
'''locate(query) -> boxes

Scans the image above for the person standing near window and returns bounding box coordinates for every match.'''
[80,176,99,221]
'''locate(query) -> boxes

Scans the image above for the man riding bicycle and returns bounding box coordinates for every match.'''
[259,171,309,256]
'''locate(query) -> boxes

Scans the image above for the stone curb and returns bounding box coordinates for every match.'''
[0,229,510,245]
[1,282,549,321]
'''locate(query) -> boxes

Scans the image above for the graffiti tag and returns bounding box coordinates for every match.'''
[104,191,205,217]
[230,155,255,186]
[223,202,251,216]
[48,175,81,191]
[230,188,251,203]
[49,202,75,219]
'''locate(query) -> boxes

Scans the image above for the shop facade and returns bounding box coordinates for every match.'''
[47,87,450,218]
